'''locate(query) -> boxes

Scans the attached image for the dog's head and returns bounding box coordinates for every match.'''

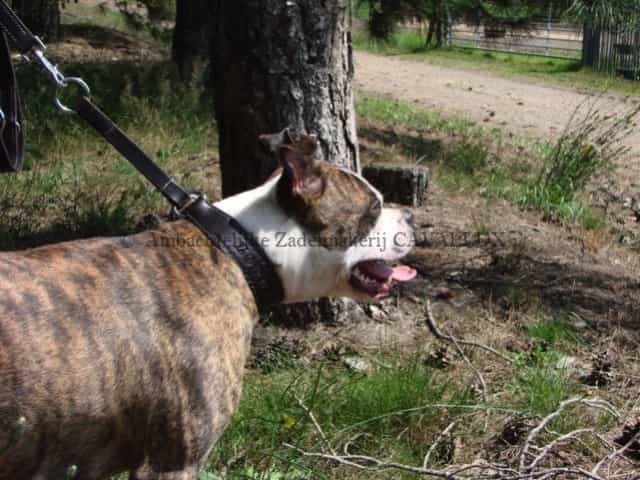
[218,131,416,304]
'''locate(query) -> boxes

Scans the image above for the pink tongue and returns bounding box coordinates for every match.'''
[391,265,417,282]
[363,260,394,281]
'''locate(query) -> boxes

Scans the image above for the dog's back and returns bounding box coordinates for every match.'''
[0,221,256,479]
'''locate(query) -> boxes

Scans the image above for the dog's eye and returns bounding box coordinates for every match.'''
[370,199,381,215]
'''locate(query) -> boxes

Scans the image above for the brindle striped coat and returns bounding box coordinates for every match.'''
[0,221,254,480]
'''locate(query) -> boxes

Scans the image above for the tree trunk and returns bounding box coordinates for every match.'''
[211,0,359,198]
[11,0,60,41]
[582,22,601,68]
[211,0,361,323]
[425,20,434,47]
[172,0,214,83]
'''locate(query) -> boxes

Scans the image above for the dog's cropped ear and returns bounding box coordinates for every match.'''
[279,135,323,198]
[259,128,294,154]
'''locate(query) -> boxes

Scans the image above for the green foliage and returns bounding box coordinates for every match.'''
[356,95,475,133]
[208,360,470,477]
[526,317,581,346]
[509,347,578,416]
[518,101,639,225]
[0,60,214,250]
[355,93,628,229]
[353,29,427,53]
[565,0,640,27]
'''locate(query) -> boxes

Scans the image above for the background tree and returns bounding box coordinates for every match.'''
[210,0,358,198]
[210,0,360,323]
[367,0,403,39]
[362,0,554,47]
[564,1,640,67]
[11,0,60,40]
[565,0,640,27]
[172,0,214,82]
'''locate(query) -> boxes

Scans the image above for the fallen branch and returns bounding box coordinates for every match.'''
[527,428,594,471]
[520,397,619,471]
[296,395,336,456]
[424,300,513,364]
[290,395,629,479]
[591,428,640,476]
[284,442,607,479]
[423,421,457,469]
[450,334,488,402]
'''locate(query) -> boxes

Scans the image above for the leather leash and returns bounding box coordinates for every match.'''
[0,0,285,309]
[0,31,23,172]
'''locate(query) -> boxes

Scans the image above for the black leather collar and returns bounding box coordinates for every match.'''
[181,195,285,310]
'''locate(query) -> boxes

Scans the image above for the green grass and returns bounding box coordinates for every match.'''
[202,349,604,478]
[61,0,173,43]
[205,359,474,479]
[0,60,217,250]
[62,2,140,36]
[356,95,476,134]
[527,317,582,346]
[356,93,616,229]
[509,347,579,417]
[353,31,640,96]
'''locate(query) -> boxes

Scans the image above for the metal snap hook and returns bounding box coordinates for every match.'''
[55,77,91,114]
[0,108,5,135]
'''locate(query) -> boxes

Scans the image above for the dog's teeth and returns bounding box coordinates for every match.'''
[354,267,381,287]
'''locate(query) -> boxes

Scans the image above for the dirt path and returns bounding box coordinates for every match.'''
[355,51,640,186]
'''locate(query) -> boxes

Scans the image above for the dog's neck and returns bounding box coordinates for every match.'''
[214,176,345,304]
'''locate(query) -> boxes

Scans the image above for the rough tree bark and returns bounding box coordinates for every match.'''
[11,0,60,40]
[211,0,362,324]
[172,0,214,83]
[211,0,359,198]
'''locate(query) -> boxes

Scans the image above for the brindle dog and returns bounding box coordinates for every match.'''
[0,135,416,480]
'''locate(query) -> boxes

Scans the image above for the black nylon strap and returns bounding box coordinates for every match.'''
[0,0,39,53]
[75,96,284,309]
[0,31,23,172]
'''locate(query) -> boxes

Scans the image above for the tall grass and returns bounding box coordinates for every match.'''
[519,101,639,225]
[357,93,637,228]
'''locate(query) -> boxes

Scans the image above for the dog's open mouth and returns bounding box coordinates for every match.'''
[350,260,417,298]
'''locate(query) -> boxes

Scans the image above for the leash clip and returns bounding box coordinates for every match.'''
[25,37,91,113]
[0,108,5,135]
[30,38,66,88]
[55,77,91,114]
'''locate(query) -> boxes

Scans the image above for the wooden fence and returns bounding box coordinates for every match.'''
[582,24,640,79]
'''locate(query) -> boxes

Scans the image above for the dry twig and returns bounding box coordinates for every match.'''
[591,429,640,476]
[284,396,633,480]
[424,300,513,364]
[520,397,619,471]
[296,395,336,456]
[423,421,456,469]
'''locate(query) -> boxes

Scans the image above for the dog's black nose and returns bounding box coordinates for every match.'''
[403,209,415,227]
